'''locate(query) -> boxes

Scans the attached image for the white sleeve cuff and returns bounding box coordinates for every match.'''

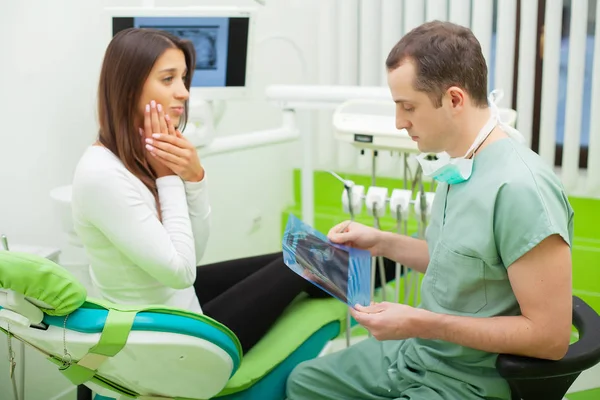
[184,171,208,195]
[156,175,185,189]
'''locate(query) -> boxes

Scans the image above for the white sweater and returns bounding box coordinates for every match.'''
[71,146,210,314]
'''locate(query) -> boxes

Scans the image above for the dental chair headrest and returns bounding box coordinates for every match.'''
[0,250,87,316]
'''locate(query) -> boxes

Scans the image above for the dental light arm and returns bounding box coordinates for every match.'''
[266,85,392,110]
[197,109,298,158]
[195,85,399,158]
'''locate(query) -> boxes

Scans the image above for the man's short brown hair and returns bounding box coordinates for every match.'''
[386,20,488,108]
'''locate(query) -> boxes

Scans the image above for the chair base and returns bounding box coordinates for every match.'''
[78,386,93,400]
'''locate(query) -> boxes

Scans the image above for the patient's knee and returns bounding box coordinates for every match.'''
[286,360,314,397]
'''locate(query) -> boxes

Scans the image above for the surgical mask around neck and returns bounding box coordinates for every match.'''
[415,90,523,185]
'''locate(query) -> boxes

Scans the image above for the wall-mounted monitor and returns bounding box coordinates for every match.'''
[106,7,255,100]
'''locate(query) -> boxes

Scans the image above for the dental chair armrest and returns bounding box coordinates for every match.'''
[496,296,600,379]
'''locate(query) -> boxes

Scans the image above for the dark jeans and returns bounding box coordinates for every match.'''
[194,252,398,354]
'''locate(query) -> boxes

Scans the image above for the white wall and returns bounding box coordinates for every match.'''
[0,0,323,262]
[0,0,324,398]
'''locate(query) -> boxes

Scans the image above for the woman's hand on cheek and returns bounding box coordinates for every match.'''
[144,113,205,182]
[142,101,174,178]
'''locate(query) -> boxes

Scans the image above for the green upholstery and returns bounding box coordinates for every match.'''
[0,250,87,315]
[218,296,347,396]
[0,251,349,399]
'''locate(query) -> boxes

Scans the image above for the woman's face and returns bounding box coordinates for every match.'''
[138,47,190,129]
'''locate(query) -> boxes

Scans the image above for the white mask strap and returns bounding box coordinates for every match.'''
[488,89,526,144]
[462,95,499,158]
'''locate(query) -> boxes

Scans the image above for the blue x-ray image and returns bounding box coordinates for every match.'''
[132,17,230,87]
[158,26,219,70]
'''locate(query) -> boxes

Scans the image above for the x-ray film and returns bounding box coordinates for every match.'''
[282,215,371,308]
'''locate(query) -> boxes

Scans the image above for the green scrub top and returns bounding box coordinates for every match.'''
[286,137,574,400]
[395,137,574,398]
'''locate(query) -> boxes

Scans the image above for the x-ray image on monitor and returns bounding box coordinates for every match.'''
[134,17,228,87]
[113,15,250,90]
[154,25,218,70]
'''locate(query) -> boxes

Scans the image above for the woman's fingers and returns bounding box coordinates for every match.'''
[142,103,200,177]
[150,101,161,134]
[157,103,169,135]
[145,142,181,164]
[149,133,189,149]
[165,114,177,136]
[145,137,188,159]
[143,104,152,138]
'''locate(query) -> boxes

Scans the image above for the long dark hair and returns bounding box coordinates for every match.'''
[97,28,195,204]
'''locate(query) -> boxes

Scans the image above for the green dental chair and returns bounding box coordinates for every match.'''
[0,250,348,400]
[4,251,600,400]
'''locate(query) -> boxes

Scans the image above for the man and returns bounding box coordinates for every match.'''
[285,20,574,400]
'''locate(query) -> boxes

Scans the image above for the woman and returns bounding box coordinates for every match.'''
[71,28,395,354]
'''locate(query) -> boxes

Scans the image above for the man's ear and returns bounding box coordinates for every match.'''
[446,86,466,113]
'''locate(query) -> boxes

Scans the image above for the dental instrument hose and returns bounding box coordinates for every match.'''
[404,163,425,308]
[6,325,19,400]
[345,185,353,347]
[402,153,409,237]
[370,151,388,303]
[328,171,356,348]
[346,185,355,221]
[371,150,378,187]
[415,170,428,307]
[401,153,411,305]
[419,178,427,238]
[328,170,355,220]
[394,205,405,305]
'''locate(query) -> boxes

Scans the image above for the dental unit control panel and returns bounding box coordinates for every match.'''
[333,99,419,153]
